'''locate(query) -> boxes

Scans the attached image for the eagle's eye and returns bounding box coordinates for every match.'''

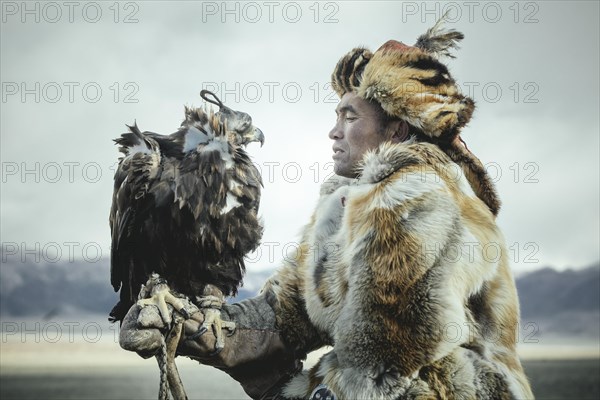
[238,122,249,132]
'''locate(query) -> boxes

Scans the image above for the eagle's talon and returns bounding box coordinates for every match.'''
[179,307,191,320]
[187,326,208,341]
[222,320,236,336]
[192,306,236,353]
[209,347,223,357]
[136,275,190,327]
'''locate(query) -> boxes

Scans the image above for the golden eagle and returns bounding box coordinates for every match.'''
[109,91,264,350]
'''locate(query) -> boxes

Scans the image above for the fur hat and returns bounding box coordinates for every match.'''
[331,17,501,216]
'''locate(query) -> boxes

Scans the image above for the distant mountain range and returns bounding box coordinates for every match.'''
[515,263,599,340]
[0,257,272,319]
[1,258,598,339]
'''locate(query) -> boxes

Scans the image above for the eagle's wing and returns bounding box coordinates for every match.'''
[109,124,171,320]
[231,146,263,209]
[223,147,263,257]
[109,123,214,309]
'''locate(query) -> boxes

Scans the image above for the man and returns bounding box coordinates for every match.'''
[120,20,534,399]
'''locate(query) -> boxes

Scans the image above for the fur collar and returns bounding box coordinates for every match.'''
[319,175,355,196]
[357,136,419,184]
[321,130,500,216]
[320,137,422,194]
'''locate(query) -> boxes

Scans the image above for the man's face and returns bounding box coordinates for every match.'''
[329,92,393,178]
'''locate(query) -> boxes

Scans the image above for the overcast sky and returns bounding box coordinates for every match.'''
[1,1,598,276]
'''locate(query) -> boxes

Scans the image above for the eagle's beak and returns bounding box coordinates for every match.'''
[244,127,264,147]
[255,127,265,147]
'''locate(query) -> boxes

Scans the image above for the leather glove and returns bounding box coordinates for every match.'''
[119,293,303,400]
[119,301,172,359]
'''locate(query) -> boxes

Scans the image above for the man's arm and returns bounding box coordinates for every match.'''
[120,256,329,399]
[180,290,307,399]
[120,290,302,399]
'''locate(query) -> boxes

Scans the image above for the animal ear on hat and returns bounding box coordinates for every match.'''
[331,47,372,97]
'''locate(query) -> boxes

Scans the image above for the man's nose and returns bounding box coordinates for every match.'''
[328,123,343,140]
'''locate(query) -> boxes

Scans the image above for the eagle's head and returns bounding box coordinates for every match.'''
[201,90,265,148]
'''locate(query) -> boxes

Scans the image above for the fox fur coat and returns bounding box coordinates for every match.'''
[260,138,534,399]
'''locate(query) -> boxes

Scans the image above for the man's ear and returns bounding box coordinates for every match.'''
[388,119,409,143]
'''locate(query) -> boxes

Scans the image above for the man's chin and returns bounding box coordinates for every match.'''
[333,164,354,179]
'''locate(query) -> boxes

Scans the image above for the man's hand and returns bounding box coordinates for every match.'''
[119,293,305,399]
[119,303,168,358]
[118,301,207,358]
[119,300,233,364]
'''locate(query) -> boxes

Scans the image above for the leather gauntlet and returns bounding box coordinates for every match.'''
[120,291,303,400]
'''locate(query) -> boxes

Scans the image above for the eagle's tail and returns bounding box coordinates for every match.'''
[108,300,130,324]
